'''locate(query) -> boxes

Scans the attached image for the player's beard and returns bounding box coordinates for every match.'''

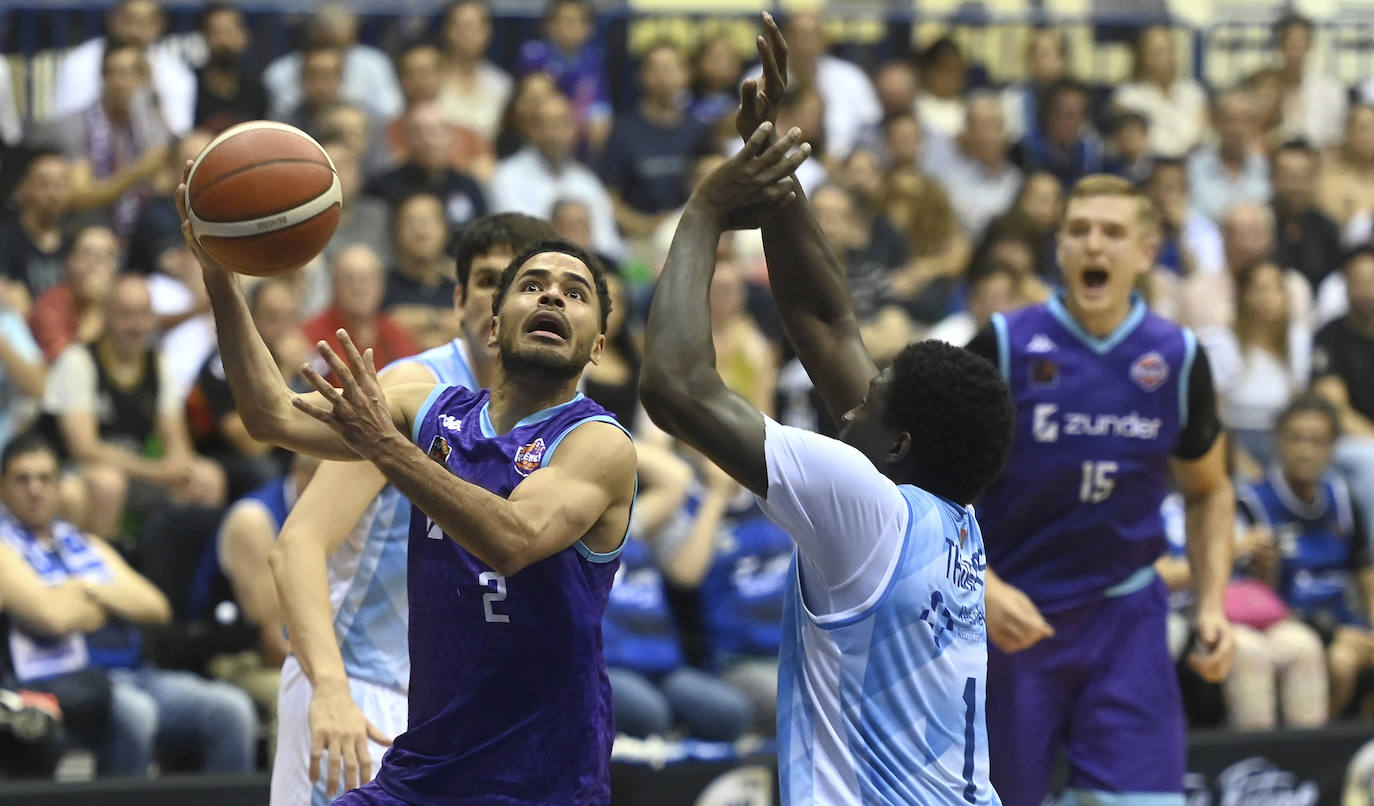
[497,328,586,384]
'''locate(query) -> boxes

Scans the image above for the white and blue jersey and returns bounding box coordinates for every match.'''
[326,339,478,692]
[756,419,999,806]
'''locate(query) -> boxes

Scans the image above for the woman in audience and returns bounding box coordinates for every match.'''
[1113,25,1208,158]
[437,0,513,145]
[1200,260,1311,476]
[885,169,972,324]
[582,268,643,432]
[709,248,777,418]
[688,35,742,127]
[493,72,559,159]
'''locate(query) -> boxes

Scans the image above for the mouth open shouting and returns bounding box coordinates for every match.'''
[525,309,570,344]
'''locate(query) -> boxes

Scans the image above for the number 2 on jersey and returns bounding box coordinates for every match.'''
[479,571,510,623]
[1078,460,1118,503]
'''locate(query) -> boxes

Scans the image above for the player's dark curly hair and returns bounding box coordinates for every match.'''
[883,341,1014,504]
[454,213,558,291]
[491,239,612,333]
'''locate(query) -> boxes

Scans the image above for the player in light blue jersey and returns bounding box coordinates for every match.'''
[268,214,558,805]
[641,21,1016,802]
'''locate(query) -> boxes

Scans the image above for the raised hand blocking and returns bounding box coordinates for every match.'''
[691,123,810,231]
[736,12,790,146]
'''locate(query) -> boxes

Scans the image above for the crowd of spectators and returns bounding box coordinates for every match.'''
[0,0,1373,790]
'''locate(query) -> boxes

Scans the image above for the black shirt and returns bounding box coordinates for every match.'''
[195,64,269,133]
[1274,206,1344,294]
[597,110,710,214]
[364,163,488,231]
[384,271,457,311]
[0,215,64,297]
[965,324,1222,460]
[1313,316,1374,423]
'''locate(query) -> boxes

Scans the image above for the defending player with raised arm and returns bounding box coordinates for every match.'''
[267,215,557,805]
[642,116,1016,804]
[178,170,640,804]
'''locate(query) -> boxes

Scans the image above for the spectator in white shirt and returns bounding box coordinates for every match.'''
[1001,28,1069,143]
[262,1,402,123]
[1187,88,1272,222]
[775,12,880,163]
[437,0,513,145]
[1275,14,1348,150]
[930,92,1022,240]
[1112,25,1208,158]
[915,37,969,140]
[489,92,624,259]
[50,0,196,137]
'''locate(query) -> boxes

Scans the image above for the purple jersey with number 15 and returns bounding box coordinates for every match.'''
[976,294,1193,614]
[373,384,629,806]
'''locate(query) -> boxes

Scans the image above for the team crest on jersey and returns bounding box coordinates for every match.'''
[427,435,451,464]
[1130,351,1169,392]
[513,438,546,476]
[1029,358,1059,388]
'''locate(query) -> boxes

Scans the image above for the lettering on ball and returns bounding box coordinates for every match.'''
[256,215,290,231]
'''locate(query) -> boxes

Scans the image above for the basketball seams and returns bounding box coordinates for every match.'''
[188,173,342,239]
[187,158,333,210]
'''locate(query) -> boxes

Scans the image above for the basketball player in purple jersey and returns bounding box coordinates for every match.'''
[176,176,641,802]
[962,176,1237,806]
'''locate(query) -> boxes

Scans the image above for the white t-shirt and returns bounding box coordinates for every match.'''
[755,416,909,619]
[42,343,181,420]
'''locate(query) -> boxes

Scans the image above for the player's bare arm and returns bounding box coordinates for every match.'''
[739,13,879,420]
[297,332,635,575]
[640,124,806,496]
[1171,432,1237,683]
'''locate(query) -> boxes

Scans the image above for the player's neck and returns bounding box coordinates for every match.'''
[1064,296,1134,339]
[486,370,581,434]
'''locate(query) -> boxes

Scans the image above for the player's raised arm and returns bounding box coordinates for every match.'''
[640,123,807,494]
[739,14,878,420]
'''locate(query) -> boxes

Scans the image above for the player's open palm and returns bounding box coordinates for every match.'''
[295,329,397,461]
[309,685,392,797]
[692,123,808,231]
[985,575,1055,653]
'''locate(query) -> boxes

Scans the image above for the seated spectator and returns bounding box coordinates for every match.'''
[864,61,958,175]
[0,296,44,451]
[0,150,71,317]
[971,213,1053,300]
[915,37,969,140]
[600,42,711,240]
[1272,140,1344,295]
[30,225,118,364]
[1104,110,1155,187]
[278,45,351,141]
[882,110,923,175]
[1011,79,1106,189]
[1144,158,1226,279]
[775,11,880,164]
[490,92,624,260]
[516,0,613,150]
[436,0,513,146]
[193,2,266,133]
[365,102,487,234]
[1187,88,1272,223]
[709,253,777,417]
[925,262,1022,347]
[574,258,639,431]
[128,131,213,277]
[380,194,459,351]
[52,42,170,237]
[1312,248,1374,526]
[1239,395,1374,718]
[1247,67,1288,151]
[603,445,750,741]
[493,72,559,159]
[1112,25,1208,158]
[1316,104,1374,244]
[307,244,419,375]
[214,453,321,726]
[50,0,195,137]
[263,1,402,122]
[38,274,225,540]
[0,431,257,775]
[186,277,305,499]
[1275,14,1347,150]
[319,101,389,180]
[930,92,1023,241]
[688,35,742,127]
[317,136,392,276]
[1198,260,1310,473]
[1001,27,1068,143]
[551,198,620,274]
[386,42,493,182]
[775,86,828,194]
[885,170,975,323]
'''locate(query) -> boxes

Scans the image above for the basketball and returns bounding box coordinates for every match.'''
[184,121,342,277]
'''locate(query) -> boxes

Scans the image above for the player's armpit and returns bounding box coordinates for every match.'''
[504,422,638,566]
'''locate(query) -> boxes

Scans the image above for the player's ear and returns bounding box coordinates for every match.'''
[486,315,499,349]
[887,431,912,466]
[586,333,606,366]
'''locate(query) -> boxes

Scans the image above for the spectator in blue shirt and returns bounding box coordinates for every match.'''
[516,0,613,150]
[1010,78,1106,189]
[599,42,711,240]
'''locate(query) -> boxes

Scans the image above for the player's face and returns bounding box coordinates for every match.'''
[0,451,61,531]
[1057,194,1154,319]
[493,252,605,381]
[838,370,906,472]
[1277,411,1335,486]
[459,249,512,361]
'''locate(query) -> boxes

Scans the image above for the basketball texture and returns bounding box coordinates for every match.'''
[185,121,342,277]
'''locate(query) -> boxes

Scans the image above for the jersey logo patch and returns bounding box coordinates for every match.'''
[1029,359,1059,388]
[427,435,451,464]
[514,438,547,476]
[1027,333,1057,353]
[1130,351,1169,392]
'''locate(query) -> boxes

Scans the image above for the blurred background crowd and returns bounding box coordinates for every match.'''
[0,0,1373,798]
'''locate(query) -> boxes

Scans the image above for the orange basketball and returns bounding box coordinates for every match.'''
[185,121,342,277]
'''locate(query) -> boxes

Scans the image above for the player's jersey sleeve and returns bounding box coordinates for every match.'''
[1174,343,1222,461]
[756,417,910,618]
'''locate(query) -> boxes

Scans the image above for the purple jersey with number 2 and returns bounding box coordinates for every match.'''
[371,384,628,806]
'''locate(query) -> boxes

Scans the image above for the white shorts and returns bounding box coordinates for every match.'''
[271,655,408,806]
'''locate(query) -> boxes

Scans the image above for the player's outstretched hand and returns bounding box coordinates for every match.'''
[174,159,230,281]
[1188,608,1235,683]
[985,574,1055,653]
[690,122,808,231]
[735,12,789,147]
[309,683,393,797]
[295,330,397,461]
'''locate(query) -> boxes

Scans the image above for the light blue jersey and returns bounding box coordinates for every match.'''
[755,419,999,806]
[327,339,477,691]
